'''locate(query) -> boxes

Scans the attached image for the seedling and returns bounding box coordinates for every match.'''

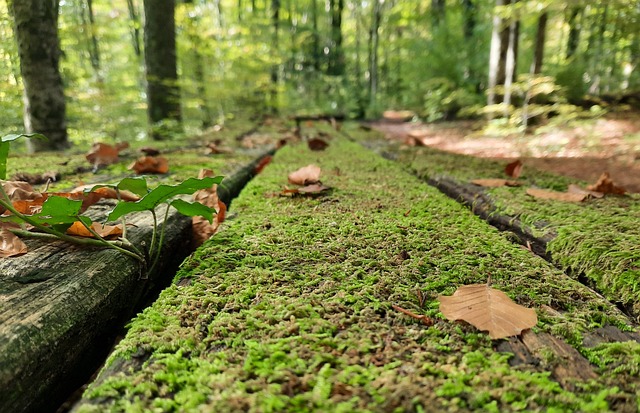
[0,133,223,276]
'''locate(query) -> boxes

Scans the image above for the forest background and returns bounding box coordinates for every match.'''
[1,0,639,151]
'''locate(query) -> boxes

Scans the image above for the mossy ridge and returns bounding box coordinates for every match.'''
[346,124,640,321]
[79,136,637,412]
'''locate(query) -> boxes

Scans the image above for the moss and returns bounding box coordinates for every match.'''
[345,123,640,320]
[78,134,637,411]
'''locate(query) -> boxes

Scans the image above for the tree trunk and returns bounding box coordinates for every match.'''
[487,0,504,106]
[533,12,547,74]
[127,0,142,57]
[143,0,181,139]
[8,0,68,151]
[566,7,581,59]
[86,0,101,73]
[368,0,382,111]
[462,0,476,40]
[311,0,320,72]
[327,0,345,76]
[270,0,280,113]
[503,17,518,114]
[431,0,445,28]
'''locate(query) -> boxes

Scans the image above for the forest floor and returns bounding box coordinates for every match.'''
[370,110,640,193]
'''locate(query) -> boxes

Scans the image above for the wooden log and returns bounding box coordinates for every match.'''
[0,205,192,413]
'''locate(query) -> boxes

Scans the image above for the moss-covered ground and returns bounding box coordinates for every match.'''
[347,124,640,321]
[76,130,639,412]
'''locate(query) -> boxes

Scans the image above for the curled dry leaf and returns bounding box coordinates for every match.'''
[66,221,123,238]
[567,184,604,199]
[438,283,538,340]
[288,164,321,186]
[191,169,226,247]
[526,188,587,202]
[505,160,523,179]
[85,143,121,167]
[471,179,520,188]
[129,156,169,174]
[281,183,331,196]
[204,143,232,155]
[0,226,28,257]
[587,172,626,195]
[307,138,329,151]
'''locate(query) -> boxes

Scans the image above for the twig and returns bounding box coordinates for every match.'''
[392,304,434,326]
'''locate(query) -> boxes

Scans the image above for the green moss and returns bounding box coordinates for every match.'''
[78,134,637,411]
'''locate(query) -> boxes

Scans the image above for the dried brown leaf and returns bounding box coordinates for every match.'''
[567,184,604,199]
[254,155,273,175]
[307,138,329,151]
[471,179,520,187]
[0,227,28,257]
[587,172,626,195]
[129,156,169,174]
[438,284,538,339]
[526,188,587,202]
[191,169,226,247]
[505,160,523,179]
[66,221,123,238]
[139,146,161,156]
[288,164,321,186]
[297,183,330,194]
[382,110,415,122]
[85,143,120,167]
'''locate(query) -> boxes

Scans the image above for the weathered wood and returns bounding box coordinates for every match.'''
[0,204,192,413]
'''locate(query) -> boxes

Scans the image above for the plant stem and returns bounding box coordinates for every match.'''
[148,204,171,275]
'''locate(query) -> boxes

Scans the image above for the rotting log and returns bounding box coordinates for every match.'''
[0,204,192,413]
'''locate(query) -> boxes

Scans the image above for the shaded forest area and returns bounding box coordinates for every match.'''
[1,0,639,151]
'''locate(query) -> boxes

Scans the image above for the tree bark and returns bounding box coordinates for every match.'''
[8,0,68,151]
[566,7,581,59]
[86,0,101,73]
[143,0,181,139]
[368,0,382,111]
[462,0,476,40]
[270,0,280,113]
[533,12,547,75]
[327,0,345,76]
[487,0,504,106]
[127,0,142,57]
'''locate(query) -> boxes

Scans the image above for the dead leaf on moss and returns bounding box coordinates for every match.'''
[308,138,329,151]
[298,183,330,194]
[526,188,587,202]
[0,226,28,257]
[505,160,523,179]
[66,221,123,238]
[139,147,161,156]
[438,283,538,340]
[192,169,226,247]
[471,179,520,187]
[204,142,232,155]
[129,156,169,174]
[587,172,626,195]
[288,164,321,186]
[85,143,121,167]
[567,184,604,199]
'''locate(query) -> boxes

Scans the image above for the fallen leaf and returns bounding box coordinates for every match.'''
[587,172,626,195]
[288,164,321,186]
[191,169,226,247]
[66,221,123,238]
[382,110,415,122]
[567,184,604,199]
[85,143,120,167]
[129,156,169,174]
[11,171,60,185]
[0,226,28,257]
[505,160,523,179]
[471,179,520,187]
[526,188,587,202]
[204,143,232,155]
[254,155,273,175]
[438,283,538,339]
[115,142,130,152]
[297,183,330,194]
[307,138,329,151]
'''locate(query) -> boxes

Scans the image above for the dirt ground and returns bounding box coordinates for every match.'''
[371,111,640,193]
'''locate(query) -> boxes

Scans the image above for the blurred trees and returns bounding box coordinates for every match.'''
[1,0,639,149]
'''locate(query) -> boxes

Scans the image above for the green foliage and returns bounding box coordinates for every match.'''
[0,133,45,179]
[422,78,483,121]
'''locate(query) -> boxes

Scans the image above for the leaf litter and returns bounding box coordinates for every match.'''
[283,164,331,196]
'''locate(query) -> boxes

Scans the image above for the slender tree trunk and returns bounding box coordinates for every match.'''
[311,0,320,72]
[86,0,100,73]
[8,0,68,151]
[533,12,547,74]
[238,0,243,21]
[368,0,382,111]
[462,0,475,40]
[270,0,280,113]
[503,17,518,115]
[327,0,345,76]
[127,0,142,57]
[143,0,181,139]
[487,0,504,106]
[431,0,445,28]
[566,7,581,59]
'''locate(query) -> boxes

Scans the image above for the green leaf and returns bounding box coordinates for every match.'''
[170,199,215,223]
[32,196,84,225]
[108,176,223,221]
[117,177,149,196]
[0,133,47,180]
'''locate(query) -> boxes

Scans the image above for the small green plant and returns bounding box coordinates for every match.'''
[0,133,223,275]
